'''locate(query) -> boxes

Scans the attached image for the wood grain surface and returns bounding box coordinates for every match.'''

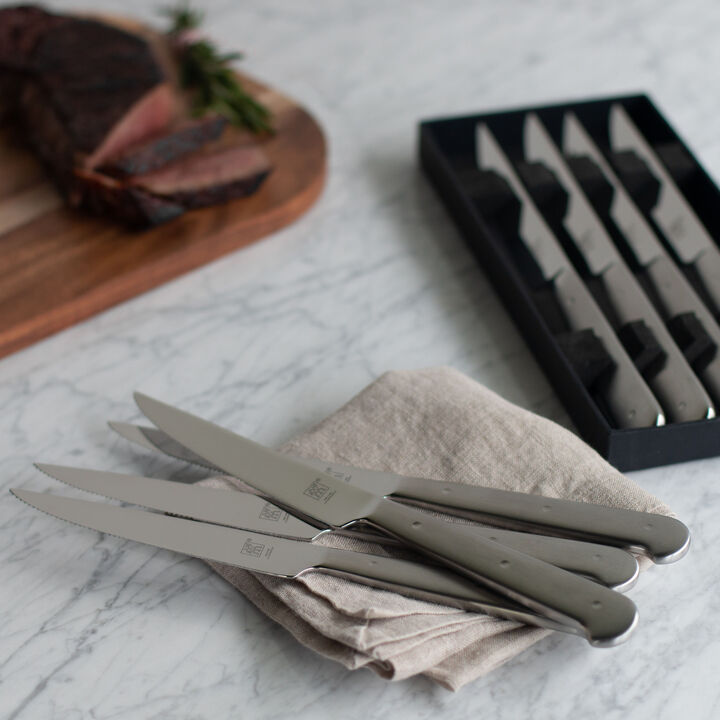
[0,73,326,360]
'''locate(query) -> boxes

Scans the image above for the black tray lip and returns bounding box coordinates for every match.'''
[418,91,720,471]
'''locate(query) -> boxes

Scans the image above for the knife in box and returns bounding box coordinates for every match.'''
[10,489,577,637]
[609,104,720,314]
[475,123,665,431]
[109,420,690,565]
[34,463,641,590]
[524,113,715,424]
[131,393,641,646]
[562,112,720,402]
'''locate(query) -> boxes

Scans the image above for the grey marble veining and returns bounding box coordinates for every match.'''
[2,0,720,717]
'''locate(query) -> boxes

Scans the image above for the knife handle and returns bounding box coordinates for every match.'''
[645,255,720,401]
[314,547,572,635]
[364,498,639,646]
[601,262,714,422]
[553,269,664,429]
[392,477,690,564]
[457,526,638,590]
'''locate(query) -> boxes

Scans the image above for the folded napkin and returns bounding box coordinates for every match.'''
[202,367,672,690]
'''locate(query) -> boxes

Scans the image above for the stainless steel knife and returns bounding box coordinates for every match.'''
[563,112,720,402]
[34,463,641,590]
[131,392,639,646]
[609,104,720,314]
[476,123,665,430]
[9,489,577,637]
[524,113,714,423]
[110,420,690,565]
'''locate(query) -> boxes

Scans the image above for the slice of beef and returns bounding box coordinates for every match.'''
[100,114,227,177]
[70,139,271,226]
[71,168,186,227]
[131,140,272,208]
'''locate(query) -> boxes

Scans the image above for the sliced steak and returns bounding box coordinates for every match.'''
[0,6,272,227]
[72,168,186,227]
[131,140,271,208]
[71,139,271,226]
[100,114,227,176]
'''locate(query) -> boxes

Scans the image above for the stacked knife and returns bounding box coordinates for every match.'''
[12,393,690,649]
[476,105,720,430]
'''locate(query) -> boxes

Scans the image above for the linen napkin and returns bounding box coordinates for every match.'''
[201,367,672,690]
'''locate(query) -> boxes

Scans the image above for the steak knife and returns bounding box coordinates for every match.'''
[524,113,714,423]
[34,463,641,590]
[562,112,720,402]
[110,420,690,565]
[131,392,640,646]
[476,123,665,431]
[609,104,720,314]
[9,489,577,637]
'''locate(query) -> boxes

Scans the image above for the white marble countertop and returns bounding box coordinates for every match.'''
[2,0,720,717]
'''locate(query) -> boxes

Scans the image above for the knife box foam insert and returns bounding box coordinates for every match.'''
[419,94,720,471]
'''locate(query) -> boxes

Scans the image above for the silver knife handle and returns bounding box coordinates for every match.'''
[644,255,720,401]
[364,498,639,647]
[391,478,690,564]
[313,547,572,635]
[601,262,714,422]
[553,269,665,429]
[440,525,638,590]
[694,248,720,315]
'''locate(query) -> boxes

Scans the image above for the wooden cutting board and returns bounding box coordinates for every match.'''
[0,73,326,360]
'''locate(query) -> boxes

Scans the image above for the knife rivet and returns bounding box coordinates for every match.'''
[542,505,551,512]
[592,601,602,610]
[644,523,653,530]
[441,487,451,495]
[411,521,422,529]
[593,553,602,561]
[499,559,510,567]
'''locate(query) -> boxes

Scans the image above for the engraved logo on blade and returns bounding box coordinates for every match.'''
[323,467,352,483]
[241,538,265,558]
[259,503,283,522]
[303,477,336,503]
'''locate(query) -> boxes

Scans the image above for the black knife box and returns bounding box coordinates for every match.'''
[419,94,720,471]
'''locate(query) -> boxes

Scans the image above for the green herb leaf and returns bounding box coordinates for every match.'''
[162,2,273,134]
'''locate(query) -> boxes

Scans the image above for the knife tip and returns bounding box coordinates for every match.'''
[10,487,36,505]
[34,462,70,481]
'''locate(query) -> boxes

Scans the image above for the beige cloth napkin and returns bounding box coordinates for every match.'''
[201,367,671,690]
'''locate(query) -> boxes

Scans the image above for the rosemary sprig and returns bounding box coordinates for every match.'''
[161,3,273,134]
